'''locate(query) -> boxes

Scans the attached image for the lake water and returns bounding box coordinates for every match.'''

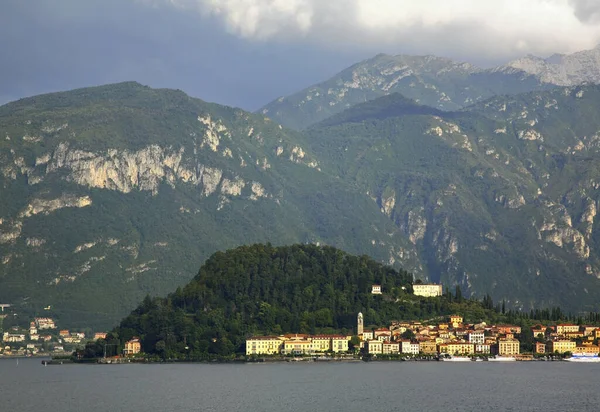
[1,358,599,411]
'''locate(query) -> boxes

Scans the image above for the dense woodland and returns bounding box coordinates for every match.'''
[82,244,600,359]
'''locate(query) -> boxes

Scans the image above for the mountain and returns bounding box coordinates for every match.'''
[259,53,551,130]
[303,84,600,312]
[501,44,600,86]
[0,82,416,329]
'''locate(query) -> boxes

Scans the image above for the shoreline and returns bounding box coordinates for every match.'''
[40,355,573,365]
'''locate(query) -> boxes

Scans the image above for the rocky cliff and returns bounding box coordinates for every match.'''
[0,82,414,329]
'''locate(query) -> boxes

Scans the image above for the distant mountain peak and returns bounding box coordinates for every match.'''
[503,45,600,86]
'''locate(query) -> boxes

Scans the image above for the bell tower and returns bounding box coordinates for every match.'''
[357,312,364,336]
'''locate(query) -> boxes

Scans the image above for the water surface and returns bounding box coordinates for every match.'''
[1,358,597,411]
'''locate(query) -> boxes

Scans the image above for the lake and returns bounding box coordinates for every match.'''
[1,358,598,411]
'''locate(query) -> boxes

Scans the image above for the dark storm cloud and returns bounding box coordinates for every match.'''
[0,0,367,109]
[3,0,600,109]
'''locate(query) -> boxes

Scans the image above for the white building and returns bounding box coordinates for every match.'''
[412,284,443,297]
[2,333,25,343]
[35,318,56,330]
[371,285,382,295]
[475,344,491,354]
[468,331,485,344]
[400,340,420,355]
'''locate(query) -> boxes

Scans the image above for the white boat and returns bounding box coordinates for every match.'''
[488,356,516,362]
[565,354,600,362]
[440,356,472,362]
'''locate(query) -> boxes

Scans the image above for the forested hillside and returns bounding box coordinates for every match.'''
[107,244,418,357]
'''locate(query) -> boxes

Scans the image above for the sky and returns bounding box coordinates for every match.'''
[2,0,600,110]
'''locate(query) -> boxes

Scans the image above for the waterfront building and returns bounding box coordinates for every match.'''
[331,336,349,353]
[366,340,383,354]
[400,340,420,355]
[283,337,312,355]
[363,331,374,341]
[475,344,491,354]
[311,335,331,352]
[412,284,443,297]
[246,336,283,355]
[574,345,600,355]
[550,340,576,354]
[123,337,142,355]
[439,342,475,355]
[419,341,438,355]
[497,338,520,355]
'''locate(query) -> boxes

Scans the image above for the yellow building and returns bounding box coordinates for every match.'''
[331,336,349,353]
[382,342,400,354]
[556,324,580,335]
[366,340,383,354]
[419,340,438,355]
[124,338,141,355]
[497,338,520,355]
[551,340,576,354]
[311,336,331,353]
[535,342,546,354]
[439,342,474,355]
[450,315,463,328]
[575,345,600,355]
[412,284,443,297]
[283,339,312,355]
[246,336,283,356]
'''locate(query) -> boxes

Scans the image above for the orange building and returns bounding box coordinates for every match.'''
[124,337,142,355]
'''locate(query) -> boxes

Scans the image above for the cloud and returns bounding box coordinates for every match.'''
[148,0,600,62]
[570,0,600,23]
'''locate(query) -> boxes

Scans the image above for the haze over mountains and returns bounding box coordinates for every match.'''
[261,45,600,130]
[3,45,600,329]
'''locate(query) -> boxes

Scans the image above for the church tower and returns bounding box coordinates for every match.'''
[357,312,364,336]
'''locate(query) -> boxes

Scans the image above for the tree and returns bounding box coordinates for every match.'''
[455,285,463,303]
[401,329,415,340]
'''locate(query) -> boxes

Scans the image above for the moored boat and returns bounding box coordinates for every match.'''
[565,354,600,362]
[488,356,516,362]
[440,356,472,362]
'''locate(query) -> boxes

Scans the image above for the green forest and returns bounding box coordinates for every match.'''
[81,243,600,360]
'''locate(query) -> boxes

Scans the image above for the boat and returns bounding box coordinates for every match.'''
[565,354,600,362]
[488,356,516,362]
[440,356,472,362]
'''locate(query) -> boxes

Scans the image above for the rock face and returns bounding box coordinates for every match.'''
[259,53,550,129]
[502,45,600,86]
[0,82,414,329]
[261,44,600,131]
[304,84,600,314]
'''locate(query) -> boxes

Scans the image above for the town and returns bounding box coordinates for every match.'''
[246,284,600,360]
[0,304,111,357]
